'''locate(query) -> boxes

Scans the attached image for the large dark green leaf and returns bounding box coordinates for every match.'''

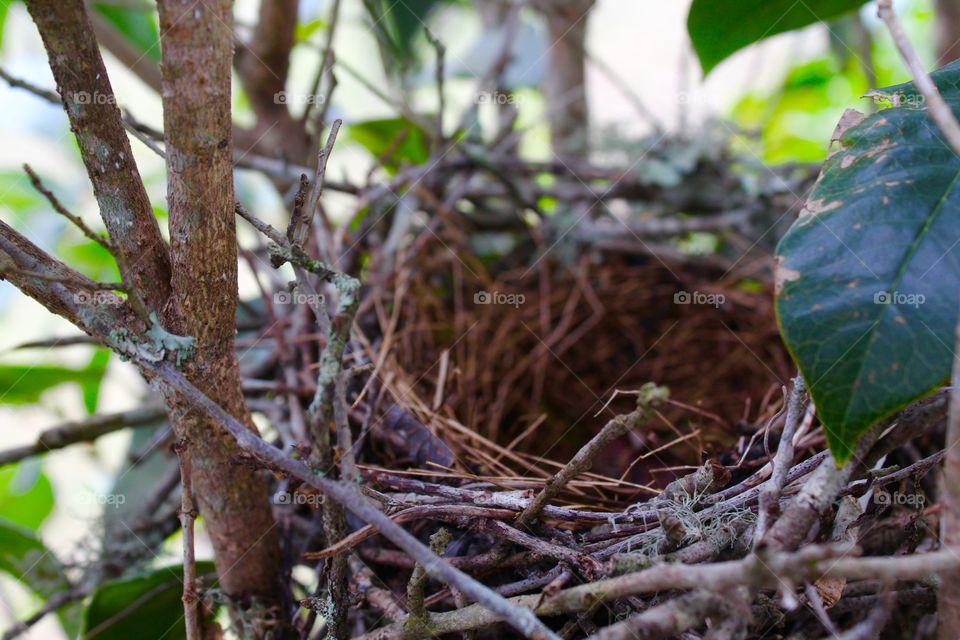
[775,63,960,461]
[687,0,868,75]
[0,519,81,636]
[82,562,217,640]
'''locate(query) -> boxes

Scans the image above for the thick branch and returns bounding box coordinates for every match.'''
[25,0,172,313]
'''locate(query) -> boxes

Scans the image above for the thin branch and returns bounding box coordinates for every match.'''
[354,545,960,640]
[756,375,806,541]
[174,437,202,640]
[516,383,669,527]
[406,528,452,625]
[0,405,165,466]
[941,290,960,640]
[236,202,287,245]
[290,119,342,247]
[23,164,113,250]
[877,0,960,155]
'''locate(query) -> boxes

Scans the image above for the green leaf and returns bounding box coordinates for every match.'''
[0,170,46,216]
[362,0,457,71]
[687,0,868,75]
[59,239,121,284]
[0,519,81,636]
[347,117,430,172]
[93,2,161,63]
[296,18,327,43]
[775,63,960,461]
[0,462,54,530]
[0,348,110,407]
[82,562,217,640]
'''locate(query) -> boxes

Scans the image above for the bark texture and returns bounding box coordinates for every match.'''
[25,0,172,314]
[156,0,286,629]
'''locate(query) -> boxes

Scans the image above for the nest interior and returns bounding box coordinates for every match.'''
[364,232,793,503]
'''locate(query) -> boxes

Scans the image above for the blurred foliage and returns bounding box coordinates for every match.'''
[92,2,161,63]
[346,116,431,172]
[362,0,449,73]
[82,562,218,640]
[0,520,81,636]
[0,461,53,530]
[728,5,936,163]
[0,348,109,413]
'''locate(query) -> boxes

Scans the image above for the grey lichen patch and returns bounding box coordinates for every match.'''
[144,313,195,365]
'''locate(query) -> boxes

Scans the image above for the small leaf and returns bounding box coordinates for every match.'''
[687,0,868,74]
[83,562,218,640]
[295,18,327,43]
[347,117,430,172]
[0,461,54,530]
[775,62,960,461]
[81,349,111,414]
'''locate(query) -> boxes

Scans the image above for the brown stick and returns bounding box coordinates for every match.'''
[516,383,669,527]
[877,0,960,155]
[941,309,960,640]
[175,438,202,640]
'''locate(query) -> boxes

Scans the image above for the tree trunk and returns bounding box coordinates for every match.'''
[155,0,288,633]
[936,0,960,65]
[534,0,594,160]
